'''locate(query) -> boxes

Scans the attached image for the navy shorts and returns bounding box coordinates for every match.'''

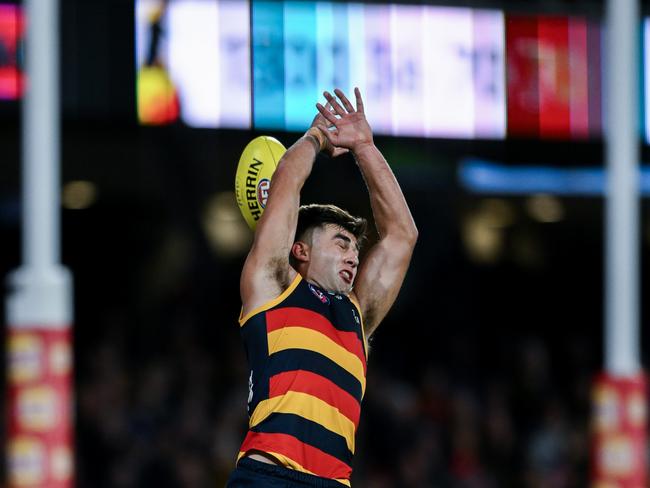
[226,457,347,487]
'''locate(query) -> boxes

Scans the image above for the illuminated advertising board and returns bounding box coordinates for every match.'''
[135,0,250,127]
[132,1,614,144]
[0,3,23,100]
[642,18,650,144]
[505,15,602,139]
[252,2,507,138]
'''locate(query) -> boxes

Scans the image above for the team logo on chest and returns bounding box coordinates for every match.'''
[308,284,330,304]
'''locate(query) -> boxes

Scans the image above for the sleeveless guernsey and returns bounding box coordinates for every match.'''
[237,274,368,487]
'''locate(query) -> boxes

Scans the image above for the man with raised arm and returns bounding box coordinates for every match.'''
[227,88,418,487]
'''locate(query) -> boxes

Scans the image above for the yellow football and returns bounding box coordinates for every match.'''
[235,136,286,230]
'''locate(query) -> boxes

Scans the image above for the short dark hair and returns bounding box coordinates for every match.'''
[295,204,367,247]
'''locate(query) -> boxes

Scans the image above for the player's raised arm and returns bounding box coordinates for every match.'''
[316,88,418,336]
[240,119,332,317]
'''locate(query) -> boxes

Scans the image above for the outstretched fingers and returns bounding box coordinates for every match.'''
[323,91,348,116]
[313,103,337,128]
[323,87,364,115]
[323,103,337,128]
[334,88,355,113]
[316,102,339,125]
[354,87,365,114]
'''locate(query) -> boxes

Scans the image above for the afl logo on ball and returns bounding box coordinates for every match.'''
[257,178,270,208]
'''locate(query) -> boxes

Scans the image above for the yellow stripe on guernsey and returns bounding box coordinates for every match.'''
[236,451,352,487]
[250,391,357,454]
[267,326,366,395]
[239,274,302,326]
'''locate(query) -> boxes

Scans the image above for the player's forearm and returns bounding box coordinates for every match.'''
[272,134,320,192]
[250,133,320,262]
[353,144,418,243]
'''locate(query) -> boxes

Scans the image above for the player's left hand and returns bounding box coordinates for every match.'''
[310,104,349,158]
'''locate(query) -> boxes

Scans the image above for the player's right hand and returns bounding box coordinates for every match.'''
[316,88,374,154]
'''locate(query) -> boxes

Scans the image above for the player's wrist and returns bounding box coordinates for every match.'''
[304,127,327,152]
[351,140,375,156]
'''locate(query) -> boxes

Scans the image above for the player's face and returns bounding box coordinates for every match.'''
[309,225,359,294]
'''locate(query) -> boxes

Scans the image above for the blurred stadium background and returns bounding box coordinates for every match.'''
[2,0,650,486]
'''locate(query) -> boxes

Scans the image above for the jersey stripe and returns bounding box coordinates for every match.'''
[266,349,363,401]
[239,431,353,481]
[237,277,367,485]
[249,391,356,453]
[239,274,302,326]
[266,307,367,365]
[251,412,353,465]
[269,370,360,426]
[268,327,366,395]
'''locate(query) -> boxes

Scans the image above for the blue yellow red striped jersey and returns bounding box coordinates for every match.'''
[237,274,368,487]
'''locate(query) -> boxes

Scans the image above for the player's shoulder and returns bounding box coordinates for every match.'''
[240,263,299,321]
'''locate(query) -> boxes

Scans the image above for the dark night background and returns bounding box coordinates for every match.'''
[2,0,650,486]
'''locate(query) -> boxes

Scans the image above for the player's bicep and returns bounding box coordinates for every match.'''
[240,164,301,302]
[353,237,415,337]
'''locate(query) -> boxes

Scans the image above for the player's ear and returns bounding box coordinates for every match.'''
[291,241,310,263]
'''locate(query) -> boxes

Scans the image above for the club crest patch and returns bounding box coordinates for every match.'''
[308,284,330,304]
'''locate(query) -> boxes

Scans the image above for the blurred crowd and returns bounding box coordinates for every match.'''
[70,257,593,488]
[1,170,608,487]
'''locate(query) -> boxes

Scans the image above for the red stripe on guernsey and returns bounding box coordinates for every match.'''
[240,431,352,480]
[270,370,361,426]
[266,307,366,368]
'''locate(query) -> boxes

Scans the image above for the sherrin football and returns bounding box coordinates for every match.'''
[235,136,286,230]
